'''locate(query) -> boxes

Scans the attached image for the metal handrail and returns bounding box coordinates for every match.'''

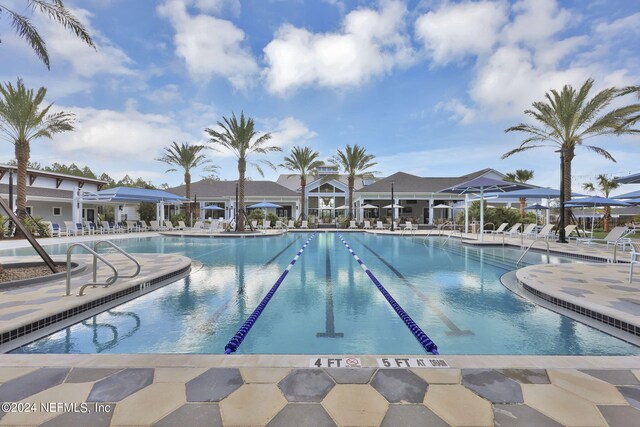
[484,222,495,232]
[516,239,550,268]
[441,228,464,246]
[66,243,118,296]
[612,232,634,263]
[93,240,141,281]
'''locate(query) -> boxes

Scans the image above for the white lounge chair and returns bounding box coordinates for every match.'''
[101,220,115,234]
[191,221,204,231]
[376,221,384,230]
[491,223,509,235]
[521,224,537,238]
[149,220,162,231]
[164,220,175,230]
[630,242,639,283]
[287,220,295,229]
[404,221,417,231]
[348,221,357,229]
[301,220,308,229]
[506,223,522,236]
[263,220,271,229]
[363,220,372,229]
[177,221,187,230]
[534,224,555,240]
[576,226,632,250]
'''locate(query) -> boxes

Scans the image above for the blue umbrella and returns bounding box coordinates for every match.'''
[202,205,224,210]
[612,190,640,200]
[614,172,640,184]
[485,187,587,198]
[247,202,282,209]
[565,196,630,235]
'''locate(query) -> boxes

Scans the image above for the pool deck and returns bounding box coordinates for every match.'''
[0,231,639,425]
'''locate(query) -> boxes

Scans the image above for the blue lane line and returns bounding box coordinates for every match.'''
[224,232,317,354]
[337,234,439,355]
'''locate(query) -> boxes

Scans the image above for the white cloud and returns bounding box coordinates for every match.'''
[193,0,241,15]
[414,1,507,65]
[146,84,183,104]
[267,117,318,148]
[595,12,640,37]
[502,0,572,46]
[263,0,415,95]
[435,99,477,124]
[157,0,258,89]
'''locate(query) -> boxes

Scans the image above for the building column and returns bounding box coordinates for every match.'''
[429,196,434,225]
[72,187,80,224]
[464,194,469,233]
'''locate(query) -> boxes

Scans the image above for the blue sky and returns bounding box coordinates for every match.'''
[0,0,639,194]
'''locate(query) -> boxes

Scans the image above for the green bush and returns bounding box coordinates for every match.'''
[171,213,186,225]
[456,201,537,227]
[137,202,156,222]
[22,216,50,237]
[248,209,265,221]
[0,215,8,238]
[266,212,278,224]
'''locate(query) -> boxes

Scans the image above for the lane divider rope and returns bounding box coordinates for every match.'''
[338,234,439,355]
[224,232,317,354]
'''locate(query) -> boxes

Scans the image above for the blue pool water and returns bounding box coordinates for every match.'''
[8,233,640,355]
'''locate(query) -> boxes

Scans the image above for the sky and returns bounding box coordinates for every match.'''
[0,0,639,195]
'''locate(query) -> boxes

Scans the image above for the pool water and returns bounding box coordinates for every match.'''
[8,233,640,355]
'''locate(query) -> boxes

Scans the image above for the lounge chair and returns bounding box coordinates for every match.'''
[101,221,115,234]
[491,223,509,235]
[191,221,204,231]
[138,221,149,231]
[533,224,555,240]
[287,220,295,229]
[301,220,308,229]
[564,224,577,238]
[64,221,80,236]
[177,221,187,230]
[263,220,271,229]
[576,226,633,250]
[348,221,357,229]
[506,223,522,236]
[149,220,162,231]
[376,221,384,230]
[126,220,138,232]
[630,242,639,283]
[51,223,65,237]
[245,220,258,231]
[521,224,537,238]
[275,220,284,229]
[164,220,175,230]
[403,221,417,231]
[363,220,372,229]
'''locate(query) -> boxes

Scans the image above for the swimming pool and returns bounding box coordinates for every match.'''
[9,233,640,355]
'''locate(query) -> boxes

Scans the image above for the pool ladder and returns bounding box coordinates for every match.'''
[516,239,550,268]
[66,240,141,296]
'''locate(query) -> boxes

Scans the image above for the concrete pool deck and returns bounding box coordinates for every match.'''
[0,231,639,425]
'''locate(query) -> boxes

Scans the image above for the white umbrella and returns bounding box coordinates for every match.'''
[383,204,404,209]
[432,204,452,209]
[361,204,378,209]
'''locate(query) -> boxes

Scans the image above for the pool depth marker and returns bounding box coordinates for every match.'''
[224,232,317,354]
[337,234,439,355]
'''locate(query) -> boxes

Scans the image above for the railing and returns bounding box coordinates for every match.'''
[516,239,550,268]
[441,228,464,247]
[93,240,141,282]
[66,243,118,296]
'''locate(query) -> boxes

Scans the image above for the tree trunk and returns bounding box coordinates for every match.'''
[348,176,355,220]
[184,171,191,223]
[519,197,526,218]
[603,206,611,232]
[238,158,246,231]
[563,148,575,226]
[300,175,306,221]
[15,141,30,220]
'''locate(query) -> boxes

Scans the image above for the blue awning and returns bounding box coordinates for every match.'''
[82,187,188,203]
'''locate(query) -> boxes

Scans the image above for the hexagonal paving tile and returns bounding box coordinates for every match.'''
[462,369,523,403]
[411,368,460,384]
[498,369,550,384]
[424,384,493,426]
[598,405,640,427]
[220,384,287,426]
[381,404,448,427]
[110,383,185,426]
[153,403,223,427]
[186,368,243,402]
[325,368,375,384]
[322,384,388,427]
[493,404,562,426]
[617,385,640,410]
[371,369,428,403]
[547,369,626,404]
[0,368,69,402]
[267,403,337,427]
[522,384,607,426]
[278,369,335,402]
[39,406,114,427]
[580,370,640,386]
[87,368,154,402]
[65,368,122,383]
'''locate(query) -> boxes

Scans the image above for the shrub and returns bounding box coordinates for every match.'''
[22,216,50,237]
[171,213,186,225]
[248,209,265,221]
[266,212,278,224]
[137,202,156,222]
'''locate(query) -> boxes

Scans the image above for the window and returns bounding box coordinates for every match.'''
[406,200,417,204]
[26,206,33,215]
[53,207,62,216]
[404,207,413,214]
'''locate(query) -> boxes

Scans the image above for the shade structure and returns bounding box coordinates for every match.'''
[438,177,529,240]
[612,190,640,200]
[82,187,188,203]
[432,204,452,209]
[525,204,549,210]
[247,202,282,209]
[482,187,587,199]
[335,205,348,210]
[383,204,404,208]
[614,172,640,184]
[625,198,640,205]
[361,204,378,209]
[565,196,630,235]
[202,205,224,211]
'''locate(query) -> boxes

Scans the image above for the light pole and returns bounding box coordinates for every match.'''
[557,148,567,243]
[391,181,395,232]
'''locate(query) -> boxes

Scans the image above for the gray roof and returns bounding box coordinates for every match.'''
[277,173,370,192]
[356,169,506,193]
[0,164,108,185]
[167,179,298,198]
[0,184,73,199]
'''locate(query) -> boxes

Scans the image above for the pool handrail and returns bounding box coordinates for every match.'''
[93,240,141,282]
[66,243,118,296]
[516,239,550,268]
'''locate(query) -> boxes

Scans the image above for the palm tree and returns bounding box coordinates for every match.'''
[330,144,377,220]
[582,175,620,232]
[1,0,95,69]
[502,78,640,236]
[504,169,534,218]
[0,78,75,221]
[205,112,280,231]
[617,85,640,129]
[280,146,323,221]
[156,142,217,223]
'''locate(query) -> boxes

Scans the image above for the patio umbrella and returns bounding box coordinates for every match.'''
[432,204,452,209]
[612,190,640,200]
[361,204,378,209]
[525,204,549,225]
[334,205,347,210]
[614,172,640,184]
[382,204,404,208]
[565,196,630,235]
[202,205,224,210]
[247,202,282,209]
[438,177,529,240]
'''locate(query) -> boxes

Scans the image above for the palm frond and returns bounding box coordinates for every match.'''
[0,5,49,68]
[29,0,95,48]
[582,145,616,162]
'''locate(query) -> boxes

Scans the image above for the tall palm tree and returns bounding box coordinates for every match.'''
[156,142,217,222]
[205,112,280,231]
[1,0,95,69]
[0,78,75,220]
[504,169,534,218]
[617,85,640,129]
[582,175,620,232]
[330,144,377,220]
[280,146,323,221]
[502,78,640,231]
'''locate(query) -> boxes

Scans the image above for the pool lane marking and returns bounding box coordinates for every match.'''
[355,238,474,337]
[338,234,439,355]
[317,236,344,338]
[224,232,318,354]
[201,235,303,334]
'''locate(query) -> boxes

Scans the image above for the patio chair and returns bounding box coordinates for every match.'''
[275,220,284,229]
[126,220,139,232]
[149,220,162,231]
[246,220,258,231]
[630,242,639,283]
[51,223,65,237]
[576,226,633,250]
[191,221,204,231]
[301,220,308,229]
[376,221,384,230]
[263,220,271,229]
[521,224,537,238]
[164,220,175,230]
[348,221,357,229]
[64,221,80,236]
[101,220,115,234]
[287,220,295,229]
[363,220,372,229]
[564,224,577,239]
[491,223,509,235]
[403,221,417,231]
[533,224,555,240]
[177,221,187,230]
[138,221,149,231]
[506,223,522,236]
